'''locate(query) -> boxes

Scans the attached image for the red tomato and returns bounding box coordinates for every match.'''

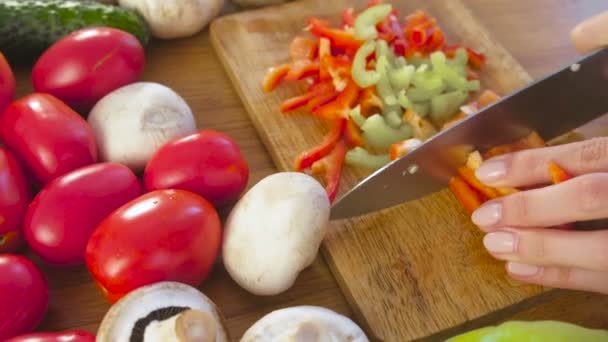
[25,163,141,266]
[0,148,31,253]
[32,27,145,113]
[0,93,98,185]
[0,254,49,340]
[4,330,95,342]
[144,130,249,206]
[0,52,15,112]
[85,189,222,303]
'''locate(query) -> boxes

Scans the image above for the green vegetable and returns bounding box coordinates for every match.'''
[354,4,393,40]
[345,147,390,170]
[352,40,380,87]
[430,90,469,124]
[384,107,403,128]
[0,0,149,63]
[389,65,415,90]
[349,105,367,127]
[376,56,398,105]
[446,320,608,342]
[361,114,412,149]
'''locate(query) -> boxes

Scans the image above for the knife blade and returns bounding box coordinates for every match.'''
[330,47,608,220]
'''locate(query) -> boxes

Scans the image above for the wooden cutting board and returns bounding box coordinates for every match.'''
[210,1,547,340]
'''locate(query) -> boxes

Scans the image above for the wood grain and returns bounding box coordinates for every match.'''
[7,1,608,341]
[209,0,572,340]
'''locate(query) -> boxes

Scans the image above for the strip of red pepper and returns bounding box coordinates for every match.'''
[307,18,363,51]
[443,45,487,69]
[281,80,336,113]
[294,119,346,171]
[262,64,291,92]
[312,139,348,203]
[313,79,360,120]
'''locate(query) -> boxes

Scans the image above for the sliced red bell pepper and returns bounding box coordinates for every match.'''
[280,92,318,113]
[285,59,320,81]
[262,64,291,92]
[476,89,500,108]
[367,0,383,7]
[458,165,500,199]
[289,36,319,61]
[548,161,573,184]
[308,18,363,50]
[313,78,360,120]
[312,139,348,203]
[344,118,364,147]
[359,87,383,117]
[449,176,485,214]
[294,119,345,170]
[306,80,338,111]
[318,37,332,81]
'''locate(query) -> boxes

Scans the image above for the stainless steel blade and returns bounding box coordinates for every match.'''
[330,47,608,220]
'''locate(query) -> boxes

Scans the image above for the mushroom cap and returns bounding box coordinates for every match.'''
[240,306,369,342]
[97,281,229,342]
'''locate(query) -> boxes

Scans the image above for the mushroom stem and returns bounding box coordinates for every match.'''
[143,309,217,342]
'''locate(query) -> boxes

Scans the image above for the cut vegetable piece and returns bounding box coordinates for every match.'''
[361,114,412,149]
[318,37,331,80]
[442,111,466,130]
[352,40,380,88]
[448,176,484,214]
[262,64,290,92]
[403,109,437,140]
[349,106,367,127]
[466,151,483,170]
[390,138,422,160]
[389,65,415,90]
[345,119,365,147]
[375,56,397,105]
[289,37,318,61]
[476,89,501,108]
[430,90,469,124]
[548,161,573,184]
[307,18,362,50]
[295,120,345,171]
[314,79,359,120]
[354,4,393,40]
[458,166,500,199]
[285,59,319,81]
[346,147,390,170]
[359,88,383,117]
[385,108,402,128]
[312,140,347,203]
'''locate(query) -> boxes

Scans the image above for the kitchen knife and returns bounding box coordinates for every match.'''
[330,47,608,220]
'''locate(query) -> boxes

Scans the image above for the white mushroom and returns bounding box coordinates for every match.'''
[97,281,229,342]
[222,172,330,296]
[118,0,225,39]
[241,306,369,342]
[87,82,197,172]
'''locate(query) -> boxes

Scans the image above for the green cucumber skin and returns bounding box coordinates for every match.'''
[0,0,149,63]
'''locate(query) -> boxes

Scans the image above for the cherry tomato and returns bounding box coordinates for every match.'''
[0,254,49,340]
[0,52,15,112]
[85,189,222,303]
[0,93,98,185]
[0,148,31,253]
[25,163,142,266]
[144,130,249,206]
[4,330,95,342]
[32,27,145,113]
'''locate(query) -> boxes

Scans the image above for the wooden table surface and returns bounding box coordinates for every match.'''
[12,0,608,340]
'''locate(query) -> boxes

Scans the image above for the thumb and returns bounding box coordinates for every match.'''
[570,11,608,54]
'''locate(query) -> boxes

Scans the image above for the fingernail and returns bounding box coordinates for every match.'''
[483,231,516,253]
[507,262,540,277]
[472,202,502,227]
[475,158,507,183]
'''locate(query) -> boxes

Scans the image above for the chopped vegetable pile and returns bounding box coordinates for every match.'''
[262,0,490,202]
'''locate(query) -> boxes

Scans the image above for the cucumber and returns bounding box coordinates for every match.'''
[0,0,149,63]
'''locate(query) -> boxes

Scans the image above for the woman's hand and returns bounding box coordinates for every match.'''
[471,11,608,294]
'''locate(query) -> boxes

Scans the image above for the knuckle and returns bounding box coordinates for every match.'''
[504,192,530,222]
[577,137,608,171]
[572,174,608,213]
[593,232,608,271]
[552,267,573,286]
